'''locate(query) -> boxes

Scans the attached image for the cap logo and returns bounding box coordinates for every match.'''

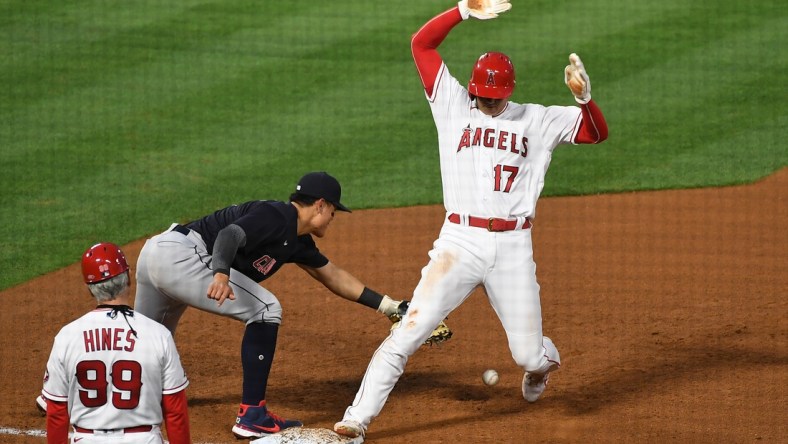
[486,70,496,86]
[296,185,302,191]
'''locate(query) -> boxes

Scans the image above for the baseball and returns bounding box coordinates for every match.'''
[482,369,499,386]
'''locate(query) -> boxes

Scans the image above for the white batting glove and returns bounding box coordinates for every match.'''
[378,295,403,318]
[564,53,592,104]
[458,0,512,20]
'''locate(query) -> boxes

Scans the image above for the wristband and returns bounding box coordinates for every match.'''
[357,287,384,310]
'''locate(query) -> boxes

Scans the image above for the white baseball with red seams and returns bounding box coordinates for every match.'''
[483,369,499,386]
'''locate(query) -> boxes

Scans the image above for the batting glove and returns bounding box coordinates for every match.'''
[564,53,592,104]
[458,0,512,20]
[378,295,407,319]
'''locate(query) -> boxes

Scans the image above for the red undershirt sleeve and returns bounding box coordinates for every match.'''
[411,7,464,96]
[46,400,69,444]
[575,99,609,144]
[162,391,191,444]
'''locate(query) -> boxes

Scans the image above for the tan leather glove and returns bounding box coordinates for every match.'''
[389,301,454,347]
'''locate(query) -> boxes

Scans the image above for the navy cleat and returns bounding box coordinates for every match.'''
[231,400,302,439]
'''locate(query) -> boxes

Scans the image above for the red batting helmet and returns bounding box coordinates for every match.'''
[468,52,516,99]
[81,242,129,284]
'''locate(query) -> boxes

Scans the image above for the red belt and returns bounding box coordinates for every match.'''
[74,425,153,434]
[448,213,530,231]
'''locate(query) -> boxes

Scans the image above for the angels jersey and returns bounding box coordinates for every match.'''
[428,63,582,219]
[42,307,189,430]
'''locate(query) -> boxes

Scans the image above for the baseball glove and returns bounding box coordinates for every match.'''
[388,301,453,347]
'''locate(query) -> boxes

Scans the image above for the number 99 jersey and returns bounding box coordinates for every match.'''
[42,307,189,430]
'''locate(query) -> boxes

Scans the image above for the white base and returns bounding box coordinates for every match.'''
[251,427,363,444]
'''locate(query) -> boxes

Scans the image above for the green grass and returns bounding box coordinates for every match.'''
[1,0,786,289]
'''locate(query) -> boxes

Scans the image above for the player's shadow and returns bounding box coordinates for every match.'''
[549,343,787,416]
[274,370,489,424]
[279,342,786,440]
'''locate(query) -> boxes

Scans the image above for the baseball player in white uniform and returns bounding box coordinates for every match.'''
[334,1,609,439]
[40,243,190,444]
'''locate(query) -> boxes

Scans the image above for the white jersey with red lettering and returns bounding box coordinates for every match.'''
[337,5,609,435]
[42,307,188,440]
[430,62,581,219]
[339,66,571,430]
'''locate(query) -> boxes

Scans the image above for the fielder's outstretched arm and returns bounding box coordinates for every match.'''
[298,263,403,317]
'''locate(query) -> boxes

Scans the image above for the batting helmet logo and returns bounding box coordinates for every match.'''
[81,242,129,284]
[486,70,496,86]
[468,52,515,99]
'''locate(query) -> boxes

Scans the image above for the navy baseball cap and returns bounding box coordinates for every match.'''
[295,172,351,212]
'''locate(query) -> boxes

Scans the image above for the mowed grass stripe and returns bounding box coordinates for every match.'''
[1,0,785,288]
[0,3,435,285]
[543,2,786,195]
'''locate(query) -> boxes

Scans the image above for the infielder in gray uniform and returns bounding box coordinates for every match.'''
[134,172,406,439]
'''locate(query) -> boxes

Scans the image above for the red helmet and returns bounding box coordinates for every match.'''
[468,52,516,99]
[81,242,129,284]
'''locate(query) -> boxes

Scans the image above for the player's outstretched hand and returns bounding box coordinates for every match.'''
[207,273,236,307]
[458,0,512,20]
[378,295,408,320]
[386,299,453,347]
[564,53,591,104]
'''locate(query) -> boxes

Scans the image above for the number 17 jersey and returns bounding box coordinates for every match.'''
[428,63,583,220]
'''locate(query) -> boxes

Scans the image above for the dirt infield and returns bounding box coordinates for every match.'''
[2,169,786,443]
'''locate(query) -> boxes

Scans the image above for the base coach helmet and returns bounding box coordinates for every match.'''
[81,242,129,284]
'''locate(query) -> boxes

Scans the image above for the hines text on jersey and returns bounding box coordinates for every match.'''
[457,126,528,157]
[83,328,136,353]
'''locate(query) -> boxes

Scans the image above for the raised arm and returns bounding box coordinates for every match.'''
[576,101,608,144]
[565,53,609,144]
[411,1,511,96]
[410,7,462,96]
